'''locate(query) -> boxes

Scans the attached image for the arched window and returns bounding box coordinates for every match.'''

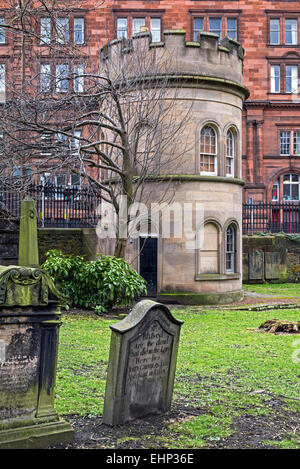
[226,129,235,177]
[199,222,220,274]
[226,224,236,273]
[200,125,217,175]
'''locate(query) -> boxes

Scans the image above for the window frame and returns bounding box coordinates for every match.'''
[283,173,300,201]
[269,18,280,45]
[114,12,164,43]
[285,18,298,45]
[56,64,69,93]
[225,224,236,274]
[279,129,300,156]
[39,16,86,46]
[199,125,218,176]
[190,11,240,43]
[270,64,281,93]
[73,64,84,93]
[0,63,5,95]
[0,18,6,44]
[267,11,300,47]
[40,63,51,93]
[74,17,85,45]
[226,129,235,177]
[286,64,298,93]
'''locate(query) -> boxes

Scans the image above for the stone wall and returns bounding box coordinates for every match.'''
[0,228,98,265]
[243,235,300,283]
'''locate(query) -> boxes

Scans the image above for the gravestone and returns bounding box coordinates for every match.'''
[249,251,264,280]
[0,199,73,448]
[265,252,281,280]
[103,300,183,426]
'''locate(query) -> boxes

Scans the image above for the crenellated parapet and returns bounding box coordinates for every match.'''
[100,30,249,99]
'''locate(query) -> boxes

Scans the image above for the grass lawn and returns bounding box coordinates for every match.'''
[243,283,300,297]
[55,300,300,449]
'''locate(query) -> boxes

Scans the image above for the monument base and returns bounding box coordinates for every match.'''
[157,290,244,305]
[0,418,74,449]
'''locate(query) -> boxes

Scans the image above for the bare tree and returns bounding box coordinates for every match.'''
[0,20,191,256]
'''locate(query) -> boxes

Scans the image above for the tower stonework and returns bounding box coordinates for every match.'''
[100,30,249,304]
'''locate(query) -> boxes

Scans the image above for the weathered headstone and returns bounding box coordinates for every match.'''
[18,197,39,267]
[103,300,183,425]
[265,252,281,280]
[249,251,264,280]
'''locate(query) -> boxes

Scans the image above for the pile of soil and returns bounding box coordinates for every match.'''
[259,319,300,334]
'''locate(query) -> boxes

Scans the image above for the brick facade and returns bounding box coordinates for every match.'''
[0,1,300,202]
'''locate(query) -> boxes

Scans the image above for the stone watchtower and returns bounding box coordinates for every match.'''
[100,30,249,304]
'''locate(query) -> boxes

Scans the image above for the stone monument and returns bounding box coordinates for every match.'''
[18,196,39,268]
[103,300,183,425]
[0,199,73,448]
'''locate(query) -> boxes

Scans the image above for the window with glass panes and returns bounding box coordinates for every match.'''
[133,18,146,36]
[0,64,5,95]
[270,18,280,44]
[74,18,84,44]
[56,175,67,199]
[226,129,235,177]
[227,18,237,40]
[280,131,291,155]
[40,64,51,92]
[56,64,69,92]
[283,174,300,201]
[71,173,81,189]
[286,65,298,93]
[272,180,279,201]
[226,225,236,273]
[285,19,298,45]
[41,17,51,44]
[280,130,300,155]
[117,18,127,38]
[71,130,81,153]
[209,18,221,40]
[150,18,161,42]
[116,15,161,42]
[192,14,239,42]
[74,65,84,93]
[193,18,204,41]
[0,18,5,44]
[56,17,69,44]
[200,126,217,174]
[270,65,280,93]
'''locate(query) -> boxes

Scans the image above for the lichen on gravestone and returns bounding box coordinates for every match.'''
[18,197,39,268]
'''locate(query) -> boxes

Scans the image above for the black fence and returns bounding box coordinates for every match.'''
[0,184,101,228]
[243,202,300,235]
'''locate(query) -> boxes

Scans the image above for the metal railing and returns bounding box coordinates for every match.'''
[243,202,300,234]
[0,184,101,228]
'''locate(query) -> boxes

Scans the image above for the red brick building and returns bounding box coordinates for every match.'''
[99,0,300,206]
[1,0,300,205]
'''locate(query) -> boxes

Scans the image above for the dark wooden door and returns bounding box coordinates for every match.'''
[139,237,158,296]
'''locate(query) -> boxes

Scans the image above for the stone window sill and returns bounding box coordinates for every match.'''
[195,273,240,281]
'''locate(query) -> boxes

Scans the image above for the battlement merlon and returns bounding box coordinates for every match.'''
[100,30,249,100]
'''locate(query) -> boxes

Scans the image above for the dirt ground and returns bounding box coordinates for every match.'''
[50,398,300,449]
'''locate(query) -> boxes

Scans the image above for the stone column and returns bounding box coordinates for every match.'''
[18,197,39,267]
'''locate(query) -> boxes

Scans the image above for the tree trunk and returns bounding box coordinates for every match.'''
[114,237,127,259]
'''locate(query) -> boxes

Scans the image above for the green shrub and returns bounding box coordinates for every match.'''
[42,249,147,314]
